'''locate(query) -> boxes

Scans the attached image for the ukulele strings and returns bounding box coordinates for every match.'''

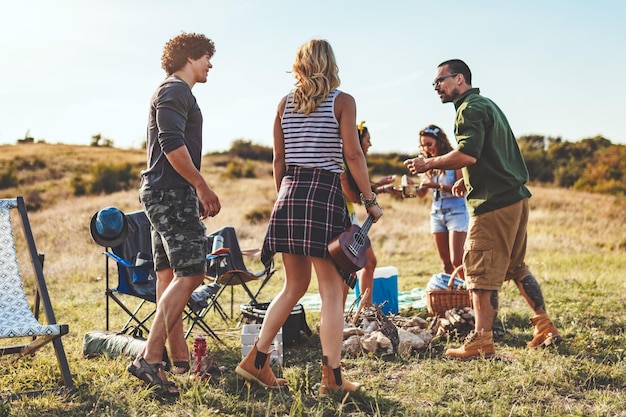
[346,215,374,257]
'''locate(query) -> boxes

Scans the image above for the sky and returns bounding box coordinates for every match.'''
[2,0,625,154]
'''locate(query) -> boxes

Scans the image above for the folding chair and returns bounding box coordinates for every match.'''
[0,197,74,398]
[206,226,276,319]
[93,209,223,343]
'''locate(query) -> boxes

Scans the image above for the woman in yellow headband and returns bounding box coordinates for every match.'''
[341,121,395,306]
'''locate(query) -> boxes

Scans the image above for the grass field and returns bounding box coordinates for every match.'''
[1,144,625,416]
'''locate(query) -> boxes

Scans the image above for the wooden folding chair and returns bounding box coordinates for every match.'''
[0,197,73,398]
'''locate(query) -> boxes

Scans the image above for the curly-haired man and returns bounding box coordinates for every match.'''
[127,32,221,396]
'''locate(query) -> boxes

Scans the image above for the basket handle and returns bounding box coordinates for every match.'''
[447,265,464,290]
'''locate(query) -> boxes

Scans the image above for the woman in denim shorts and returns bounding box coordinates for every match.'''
[416,125,469,276]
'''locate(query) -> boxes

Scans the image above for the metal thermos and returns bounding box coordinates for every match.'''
[212,235,224,253]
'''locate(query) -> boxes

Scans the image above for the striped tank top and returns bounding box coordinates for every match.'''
[281,89,343,173]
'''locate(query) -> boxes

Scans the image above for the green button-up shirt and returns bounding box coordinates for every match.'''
[453,88,531,216]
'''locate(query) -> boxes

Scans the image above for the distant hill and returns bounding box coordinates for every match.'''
[0,143,147,210]
[3,138,624,213]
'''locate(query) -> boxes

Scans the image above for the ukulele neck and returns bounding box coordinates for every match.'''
[361,214,374,235]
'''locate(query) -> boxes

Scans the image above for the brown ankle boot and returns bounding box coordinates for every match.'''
[319,356,362,397]
[529,313,562,348]
[445,330,495,360]
[235,344,286,388]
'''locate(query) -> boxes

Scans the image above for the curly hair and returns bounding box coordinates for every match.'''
[290,39,340,116]
[161,32,216,75]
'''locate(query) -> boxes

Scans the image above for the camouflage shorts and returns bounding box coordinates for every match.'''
[139,185,207,277]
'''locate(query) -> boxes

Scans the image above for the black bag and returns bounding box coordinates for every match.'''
[240,301,312,346]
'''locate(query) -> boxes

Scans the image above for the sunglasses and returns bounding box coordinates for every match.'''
[432,73,458,87]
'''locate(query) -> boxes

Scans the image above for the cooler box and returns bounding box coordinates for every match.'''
[355,266,399,314]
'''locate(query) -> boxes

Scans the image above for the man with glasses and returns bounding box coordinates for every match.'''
[404,59,561,360]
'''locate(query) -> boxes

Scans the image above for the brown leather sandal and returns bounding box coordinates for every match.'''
[127,356,180,397]
[169,360,191,375]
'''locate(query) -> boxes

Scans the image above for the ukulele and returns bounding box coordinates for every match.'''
[328,214,374,273]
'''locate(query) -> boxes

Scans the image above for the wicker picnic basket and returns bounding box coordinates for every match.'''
[426,265,471,317]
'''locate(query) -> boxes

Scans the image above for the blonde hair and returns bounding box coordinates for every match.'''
[290,39,340,115]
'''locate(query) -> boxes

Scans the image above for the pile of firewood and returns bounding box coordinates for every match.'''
[342,304,433,357]
[429,306,475,339]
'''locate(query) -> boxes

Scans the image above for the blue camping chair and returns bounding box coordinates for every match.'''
[100,210,223,342]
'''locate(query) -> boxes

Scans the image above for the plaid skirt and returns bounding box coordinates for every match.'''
[261,165,350,270]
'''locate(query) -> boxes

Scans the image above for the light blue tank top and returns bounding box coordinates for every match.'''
[431,170,466,210]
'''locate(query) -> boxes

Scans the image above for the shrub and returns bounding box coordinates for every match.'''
[88,162,137,194]
[573,146,626,195]
[224,160,257,179]
[245,207,272,224]
[367,152,408,177]
[229,139,273,161]
[23,190,43,211]
[90,133,114,147]
[70,174,87,196]
[0,162,18,189]
[14,156,46,170]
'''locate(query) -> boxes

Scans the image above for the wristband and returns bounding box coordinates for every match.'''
[360,192,378,208]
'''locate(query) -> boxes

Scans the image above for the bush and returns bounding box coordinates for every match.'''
[367,152,409,177]
[524,151,554,183]
[23,190,43,211]
[573,146,626,195]
[14,156,46,171]
[224,160,257,179]
[70,174,87,196]
[88,162,137,194]
[229,139,273,161]
[245,207,272,224]
[0,162,18,189]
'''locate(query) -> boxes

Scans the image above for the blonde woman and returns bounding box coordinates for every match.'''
[235,39,382,395]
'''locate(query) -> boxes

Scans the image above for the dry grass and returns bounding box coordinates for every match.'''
[1,144,626,416]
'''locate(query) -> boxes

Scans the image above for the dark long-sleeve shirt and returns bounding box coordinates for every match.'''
[141,75,203,189]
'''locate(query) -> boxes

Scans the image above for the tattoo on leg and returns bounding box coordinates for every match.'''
[521,274,545,312]
[490,290,499,311]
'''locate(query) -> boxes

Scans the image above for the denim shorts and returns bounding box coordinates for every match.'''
[139,185,207,276]
[430,205,469,234]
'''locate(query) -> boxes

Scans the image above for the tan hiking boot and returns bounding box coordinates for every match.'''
[445,330,495,360]
[529,313,562,348]
[235,344,286,389]
[319,356,362,397]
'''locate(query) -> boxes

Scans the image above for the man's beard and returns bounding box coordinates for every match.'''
[440,86,459,103]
